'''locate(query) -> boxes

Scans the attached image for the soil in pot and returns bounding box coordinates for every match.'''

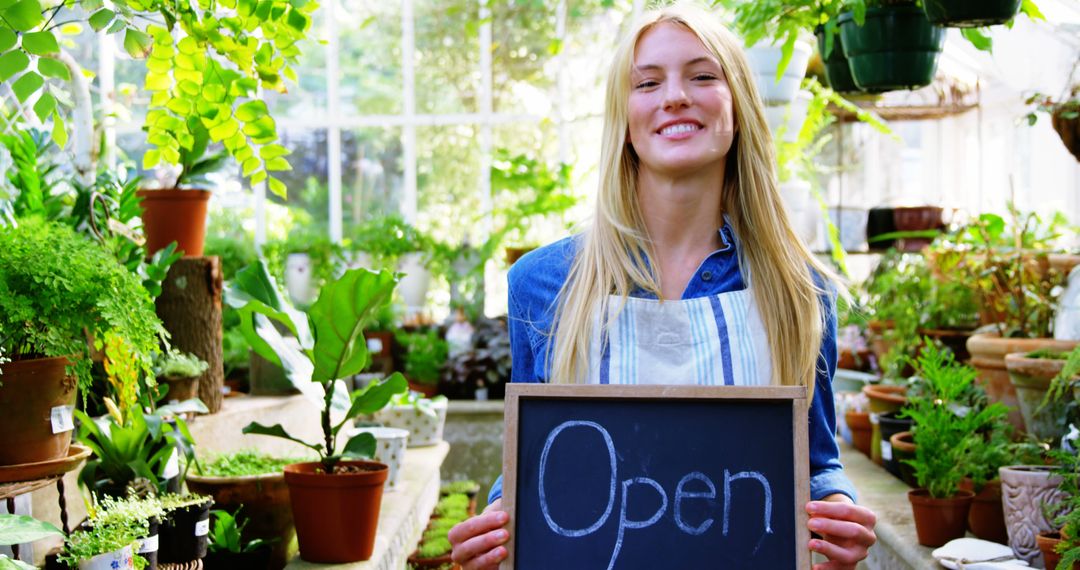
[284,461,388,563]
[136,189,211,258]
[908,488,974,547]
[1006,352,1073,443]
[159,499,213,564]
[889,431,919,488]
[845,410,873,458]
[0,356,78,466]
[958,479,1008,545]
[878,411,913,479]
[863,384,907,466]
[185,472,293,569]
[923,0,1021,27]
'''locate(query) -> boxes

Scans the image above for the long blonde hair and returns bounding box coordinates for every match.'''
[548,3,843,394]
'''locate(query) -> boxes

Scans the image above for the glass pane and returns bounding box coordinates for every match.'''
[267,128,330,229]
[416,125,481,245]
[339,0,402,115]
[491,0,556,115]
[414,0,480,114]
[342,127,404,228]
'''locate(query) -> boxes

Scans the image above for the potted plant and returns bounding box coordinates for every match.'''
[1036,449,1080,570]
[1027,87,1080,163]
[202,509,273,569]
[900,343,1009,547]
[396,329,449,397]
[230,261,409,563]
[1006,349,1078,444]
[373,391,450,448]
[440,316,512,400]
[186,450,306,569]
[90,496,168,570]
[350,214,432,310]
[154,349,210,403]
[837,0,946,93]
[441,480,482,517]
[923,0,1041,29]
[59,522,142,570]
[0,218,164,467]
[407,497,470,569]
[156,493,214,564]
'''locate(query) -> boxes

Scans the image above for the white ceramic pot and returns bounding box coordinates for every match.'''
[745,40,812,105]
[78,545,135,570]
[284,253,317,306]
[397,253,431,311]
[764,90,812,143]
[350,426,409,490]
[373,398,448,448]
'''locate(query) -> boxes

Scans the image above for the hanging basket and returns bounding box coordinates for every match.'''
[1052,108,1080,162]
[838,7,945,93]
[923,0,1021,28]
[815,27,858,93]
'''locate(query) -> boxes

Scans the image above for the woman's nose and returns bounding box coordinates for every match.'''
[663,80,691,110]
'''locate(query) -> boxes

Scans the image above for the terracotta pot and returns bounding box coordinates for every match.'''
[0,356,78,466]
[1005,352,1074,443]
[1037,531,1066,570]
[845,410,873,458]
[185,472,294,569]
[863,384,907,465]
[160,375,199,403]
[406,551,458,569]
[958,478,1009,544]
[968,334,1079,435]
[1000,465,1068,564]
[407,379,439,398]
[284,461,388,563]
[889,431,919,488]
[136,189,211,257]
[908,488,974,547]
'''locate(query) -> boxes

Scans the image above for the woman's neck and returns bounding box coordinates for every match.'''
[636,167,725,299]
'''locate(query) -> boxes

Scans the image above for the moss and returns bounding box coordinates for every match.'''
[195,450,306,477]
[435,494,468,514]
[417,537,452,559]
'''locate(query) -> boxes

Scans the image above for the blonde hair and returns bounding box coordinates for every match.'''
[548,3,844,395]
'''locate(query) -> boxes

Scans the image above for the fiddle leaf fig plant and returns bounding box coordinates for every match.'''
[231,261,408,472]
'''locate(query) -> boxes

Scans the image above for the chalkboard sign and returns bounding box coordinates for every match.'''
[501,384,810,570]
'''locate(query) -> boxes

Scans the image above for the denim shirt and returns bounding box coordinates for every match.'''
[488,222,857,505]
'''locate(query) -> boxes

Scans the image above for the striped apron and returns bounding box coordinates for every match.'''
[589,288,772,386]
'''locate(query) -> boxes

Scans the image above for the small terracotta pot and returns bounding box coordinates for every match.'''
[407,379,439,398]
[889,431,919,488]
[845,411,873,458]
[908,488,974,547]
[0,356,77,466]
[137,189,211,258]
[958,478,1009,545]
[284,461,388,563]
[1037,531,1065,570]
[863,384,907,465]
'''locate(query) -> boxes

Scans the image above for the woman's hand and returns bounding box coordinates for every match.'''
[449,498,511,570]
[805,495,877,570]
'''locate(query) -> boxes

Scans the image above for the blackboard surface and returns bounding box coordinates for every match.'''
[503,385,809,570]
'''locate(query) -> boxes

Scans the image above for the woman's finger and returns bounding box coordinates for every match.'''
[452,527,511,566]
[806,501,877,529]
[462,544,509,570]
[808,537,865,566]
[807,516,874,542]
[449,510,509,546]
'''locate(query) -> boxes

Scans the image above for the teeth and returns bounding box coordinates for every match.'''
[660,123,699,135]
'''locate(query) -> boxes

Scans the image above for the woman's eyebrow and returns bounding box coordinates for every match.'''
[634,56,719,73]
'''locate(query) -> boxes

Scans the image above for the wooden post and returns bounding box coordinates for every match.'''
[155,256,225,413]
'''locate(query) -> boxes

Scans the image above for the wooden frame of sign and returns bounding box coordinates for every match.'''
[501,384,811,569]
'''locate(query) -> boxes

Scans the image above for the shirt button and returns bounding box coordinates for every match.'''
[702,271,713,281]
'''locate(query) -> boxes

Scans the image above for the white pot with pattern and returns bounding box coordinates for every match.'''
[349,426,409,490]
[372,397,448,448]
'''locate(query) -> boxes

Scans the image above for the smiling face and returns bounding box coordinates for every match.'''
[627,22,736,180]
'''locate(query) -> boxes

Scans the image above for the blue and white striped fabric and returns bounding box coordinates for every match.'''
[591,288,772,387]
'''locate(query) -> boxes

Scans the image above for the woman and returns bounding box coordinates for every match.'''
[450,4,877,569]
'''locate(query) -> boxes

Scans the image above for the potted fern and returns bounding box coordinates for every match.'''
[230,261,408,563]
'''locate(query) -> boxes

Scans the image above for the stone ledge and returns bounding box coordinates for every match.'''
[447,400,505,416]
[286,441,450,569]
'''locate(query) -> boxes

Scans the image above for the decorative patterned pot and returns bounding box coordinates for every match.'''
[373,398,448,448]
[349,427,409,490]
[1000,465,1067,564]
[78,545,135,570]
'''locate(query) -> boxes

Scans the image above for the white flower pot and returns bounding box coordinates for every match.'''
[764,90,812,143]
[373,398,447,448]
[397,253,431,311]
[78,545,135,570]
[745,40,812,105]
[285,253,317,306]
[349,426,409,490]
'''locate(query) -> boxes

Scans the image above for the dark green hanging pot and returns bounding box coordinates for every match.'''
[923,0,1021,28]
[815,26,858,93]
[838,6,945,93]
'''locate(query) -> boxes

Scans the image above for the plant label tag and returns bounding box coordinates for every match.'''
[138,534,159,554]
[195,519,210,537]
[367,337,384,353]
[162,449,180,480]
[880,441,892,461]
[50,405,74,434]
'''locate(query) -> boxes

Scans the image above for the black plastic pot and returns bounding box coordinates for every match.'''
[202,545,273,569]
[816,27,858,93]
[923,0,1021,27]
[838,7,945,93]
[879,411,914,480]
[159,499,213,564]
[866,207,897,251]
[137,517,160,570]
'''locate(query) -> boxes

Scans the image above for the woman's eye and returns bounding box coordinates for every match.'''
[694,74,718,81]
[635,80,658,89]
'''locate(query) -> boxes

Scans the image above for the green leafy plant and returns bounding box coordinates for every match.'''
[901,342,1012,498]
[416,536,452,559]
[229,260,409,472]
[396,330,449,387]
[0,218,165,401]
[717,0,846,77]
[1027,87,1080,127]
[387,391,447,419]
[193,450,307,477]
[58,516,145,568]
[440,480,480,496]
[158,493,213,512]
[207,508,271,554]
[90,496,166,531]
[155,349,210,380]
[350,214,431,270]
[1045,346,1080,405]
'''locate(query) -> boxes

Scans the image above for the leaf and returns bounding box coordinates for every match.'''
[32,91,54,122]
[3,0,43,32]
[242,422,322,452]
[0,555,37,570]
[51,110,65,147]
[308,268,399,383]
[344,372,406,419]
[340,432,375,460]
[0,514,63,545]
[0,50,28,81]
[0,29,15,52]
[37,57,69,80]
[12,71,43,103]
[265,157,290,171]
[258,142,288,160]
[960,28,992,52]
[267,176,286,198]
[123,29,153,58]
[226,261,312,344]
[21,31,58,55]
[88,8,115,31]
[235,99,268,122]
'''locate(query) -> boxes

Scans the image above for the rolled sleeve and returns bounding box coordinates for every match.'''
[808,288,857,502]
